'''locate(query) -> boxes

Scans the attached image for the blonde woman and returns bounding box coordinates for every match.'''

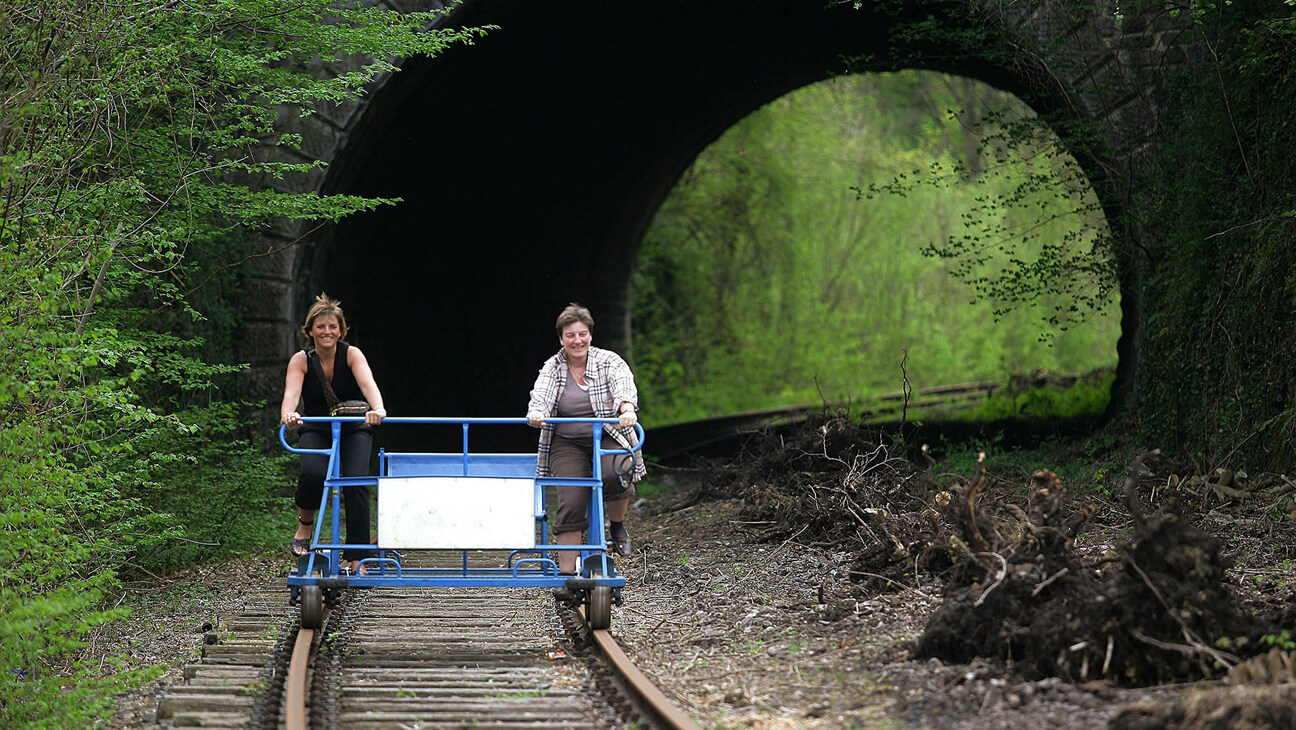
[280,293,386,573]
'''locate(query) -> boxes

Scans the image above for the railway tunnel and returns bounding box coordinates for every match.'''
[269,0,1150,452]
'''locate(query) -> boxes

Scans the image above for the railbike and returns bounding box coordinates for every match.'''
[279,416,642,630]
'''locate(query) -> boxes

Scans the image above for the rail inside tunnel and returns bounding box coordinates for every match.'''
[303,0,1119,454]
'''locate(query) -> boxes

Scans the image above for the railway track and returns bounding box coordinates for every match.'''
[155,588,296,727]
[645,379,1000,460]
[157,552,699,729]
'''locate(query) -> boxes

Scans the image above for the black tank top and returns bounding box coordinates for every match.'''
[301,342,366,422]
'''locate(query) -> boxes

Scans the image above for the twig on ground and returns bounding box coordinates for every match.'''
[848,570,934,600]
[1123,450,1157,524]
[1031,567,1068,597]
[964,452,990,555]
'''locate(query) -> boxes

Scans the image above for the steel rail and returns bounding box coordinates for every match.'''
[645,381,999,460]
[583,608,702,730]
[284,627,314,730]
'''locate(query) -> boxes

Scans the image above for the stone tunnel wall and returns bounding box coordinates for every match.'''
[983,0,1196,414]
[235,0,1194,421]
[235,0,451,407]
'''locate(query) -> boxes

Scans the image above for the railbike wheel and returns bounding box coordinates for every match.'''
[300,585,323,629]
[586,585,612,629]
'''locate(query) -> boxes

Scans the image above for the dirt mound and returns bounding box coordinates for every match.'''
[700,416,1295,687]
[914,451,1295,685]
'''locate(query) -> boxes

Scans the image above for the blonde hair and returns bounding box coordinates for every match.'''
[555,302,594,335]
[300,293,349,343]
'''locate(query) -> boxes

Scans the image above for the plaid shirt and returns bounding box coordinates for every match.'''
[527,346,646,482]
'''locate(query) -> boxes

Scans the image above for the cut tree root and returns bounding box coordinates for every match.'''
[916,452,1286,686]
[699,414,1294,689]
[1110,684,1296,730]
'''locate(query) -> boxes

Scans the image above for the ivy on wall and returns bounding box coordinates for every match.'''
[865,0,1296,470]
[1131,0,1296,469]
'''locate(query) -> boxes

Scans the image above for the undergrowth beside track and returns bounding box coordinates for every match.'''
[688,412,1296,695]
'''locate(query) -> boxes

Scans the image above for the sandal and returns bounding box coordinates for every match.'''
[291,517,313,558]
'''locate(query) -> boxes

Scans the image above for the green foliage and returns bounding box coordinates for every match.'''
[909,108,1118,329]
[857,0,1296,471]
[1129,0,1296,470]
[629,477,674,501]
[926,427,1123,500]
[130,404,296,572]
[0,1,481,725]
[955,371,1115,422]
[1259,630,1296,651]
[633,71,1119,424]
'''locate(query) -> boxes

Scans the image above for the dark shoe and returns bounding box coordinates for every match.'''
[610,523,632,557]
[553,570,578,603]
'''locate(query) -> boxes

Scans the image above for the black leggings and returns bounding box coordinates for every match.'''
[295,426,372,561]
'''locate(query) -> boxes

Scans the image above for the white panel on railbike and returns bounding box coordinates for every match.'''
[378,476,536,550]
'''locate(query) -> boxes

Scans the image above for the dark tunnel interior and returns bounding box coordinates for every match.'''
[311,0,1043,453]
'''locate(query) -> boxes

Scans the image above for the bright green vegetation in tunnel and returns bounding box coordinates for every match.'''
[633,71,1119,425]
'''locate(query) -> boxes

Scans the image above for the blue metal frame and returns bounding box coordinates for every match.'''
[279,417,643,594]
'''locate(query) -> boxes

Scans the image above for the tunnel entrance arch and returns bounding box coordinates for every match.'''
[237,0,1190,430]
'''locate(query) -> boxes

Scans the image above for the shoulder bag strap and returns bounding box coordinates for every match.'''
[306,349,341,413]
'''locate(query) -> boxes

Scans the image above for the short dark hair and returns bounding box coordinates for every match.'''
[555,302,594,335]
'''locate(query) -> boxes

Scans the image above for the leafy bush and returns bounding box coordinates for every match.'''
[958,371,1115,422]
[0,1,483,725]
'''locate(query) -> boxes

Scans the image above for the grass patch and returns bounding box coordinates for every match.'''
[925,422,1135,502]
[871,369,1114,426]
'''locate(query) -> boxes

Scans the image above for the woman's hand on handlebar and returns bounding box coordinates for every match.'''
[365,408,386,426]
[527,410,546,427]
[282,411,302,429]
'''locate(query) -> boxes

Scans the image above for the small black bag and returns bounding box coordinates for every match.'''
[307,351,370,417]
[330,400,371,417]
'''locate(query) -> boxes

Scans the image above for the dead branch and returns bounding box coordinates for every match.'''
[1207,482,1260,501]
[1004,503,1029,523]
[1130,627,1238,668]
[847,570,935,600]
[1031,567,1068,596]
[948,535,979,564]
[964,452,990,554]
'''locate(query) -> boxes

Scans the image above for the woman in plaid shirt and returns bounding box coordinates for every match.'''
[527,303,645,576]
